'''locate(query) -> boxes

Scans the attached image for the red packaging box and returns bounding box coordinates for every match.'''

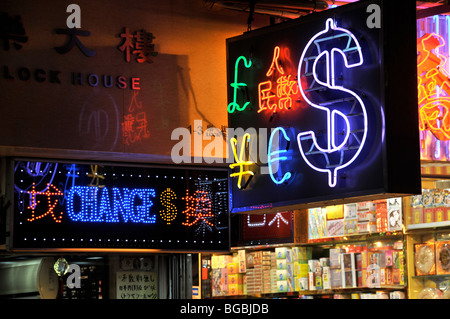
[423,207,435,224]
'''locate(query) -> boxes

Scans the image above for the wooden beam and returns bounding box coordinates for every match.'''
[417,4,450,19]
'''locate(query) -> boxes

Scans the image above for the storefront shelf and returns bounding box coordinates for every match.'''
[209,285,406,299]
[412,274,450,281]
[407,221,450,231]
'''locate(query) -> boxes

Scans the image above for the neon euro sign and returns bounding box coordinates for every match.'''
[297,18,367,187]
[268,127,292,184]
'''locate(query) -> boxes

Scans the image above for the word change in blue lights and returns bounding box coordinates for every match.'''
[297,18,368,187]
[268,127,292,185]
[66,186,156,224]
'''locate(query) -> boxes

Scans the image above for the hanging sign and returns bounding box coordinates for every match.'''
[227,0,420,213]
[10,159,229,252]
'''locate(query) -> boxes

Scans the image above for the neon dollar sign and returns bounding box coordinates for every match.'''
[297,18,368,187]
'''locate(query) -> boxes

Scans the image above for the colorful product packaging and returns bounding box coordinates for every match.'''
[322,266,331,290]
[275,247,288,259]
[238,249,247,273]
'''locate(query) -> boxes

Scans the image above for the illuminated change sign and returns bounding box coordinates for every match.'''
[10,160,229,251]
[227,0,421,213]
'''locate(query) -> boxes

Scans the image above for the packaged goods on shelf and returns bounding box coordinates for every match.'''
[208,240,405,297]
[410,189,450,225]
[411,194,424,224]
[374,200,388,232]
[238,249,246,273]
[309,208,328,239]
[357,202,376,220]
[340,253,358,288]
[275,247,289,259]
[330,248,345,268]
[344,203,358,219]
[423,191,435,223]
[322,266,331,290]
[344,219,358,235]
[292,246,312,261]
[277,280,288,293]
[330,268,342,288]
[387,198,402,231]
[295,276,308,291]
[227,262,238,274]
[415,243,436,276]
[327,219,344,237]
[389,291,406,299]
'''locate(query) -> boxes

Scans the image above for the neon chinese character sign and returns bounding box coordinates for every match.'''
[227,0,420,213]
[417,32,450,141]
[12,160,229,251]
[258,46,299,114]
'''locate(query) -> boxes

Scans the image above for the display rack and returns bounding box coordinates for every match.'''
[203,211,407,299]
[404,172,450,299]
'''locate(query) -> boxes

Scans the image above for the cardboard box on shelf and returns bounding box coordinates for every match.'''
[412,206,424,224]
[308,273,315,291]
[308,259,321,275]
[228,284,243,296]
[385,250,393,267]
[275,247,288,259]
[330,268,342,288]
[344,203,357,219]
[322,266,331,290]
[228,273,243,285]
[330,248,345,268]
[293,261,308,277]
[423,207,435,223]
[238,250,246,273]
[276,269,288,281]
[344,218,358,235]
[277,280,288,293]
[227,262,238,274]
[340,253,357,288]
[295,276,308,291]
[327,219,344,237]
[292,246,312,261]
[277,259,287,270]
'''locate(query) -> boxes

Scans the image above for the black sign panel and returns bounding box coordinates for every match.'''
[10,160,229,252]
[227,0,420,213]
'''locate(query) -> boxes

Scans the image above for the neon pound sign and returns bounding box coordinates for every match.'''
[297,18,368,187]
[228,56,252,113]
[258,46,299,114]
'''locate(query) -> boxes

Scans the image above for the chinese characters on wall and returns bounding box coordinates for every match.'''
[117,271,157,299]
[1,10,158,147]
